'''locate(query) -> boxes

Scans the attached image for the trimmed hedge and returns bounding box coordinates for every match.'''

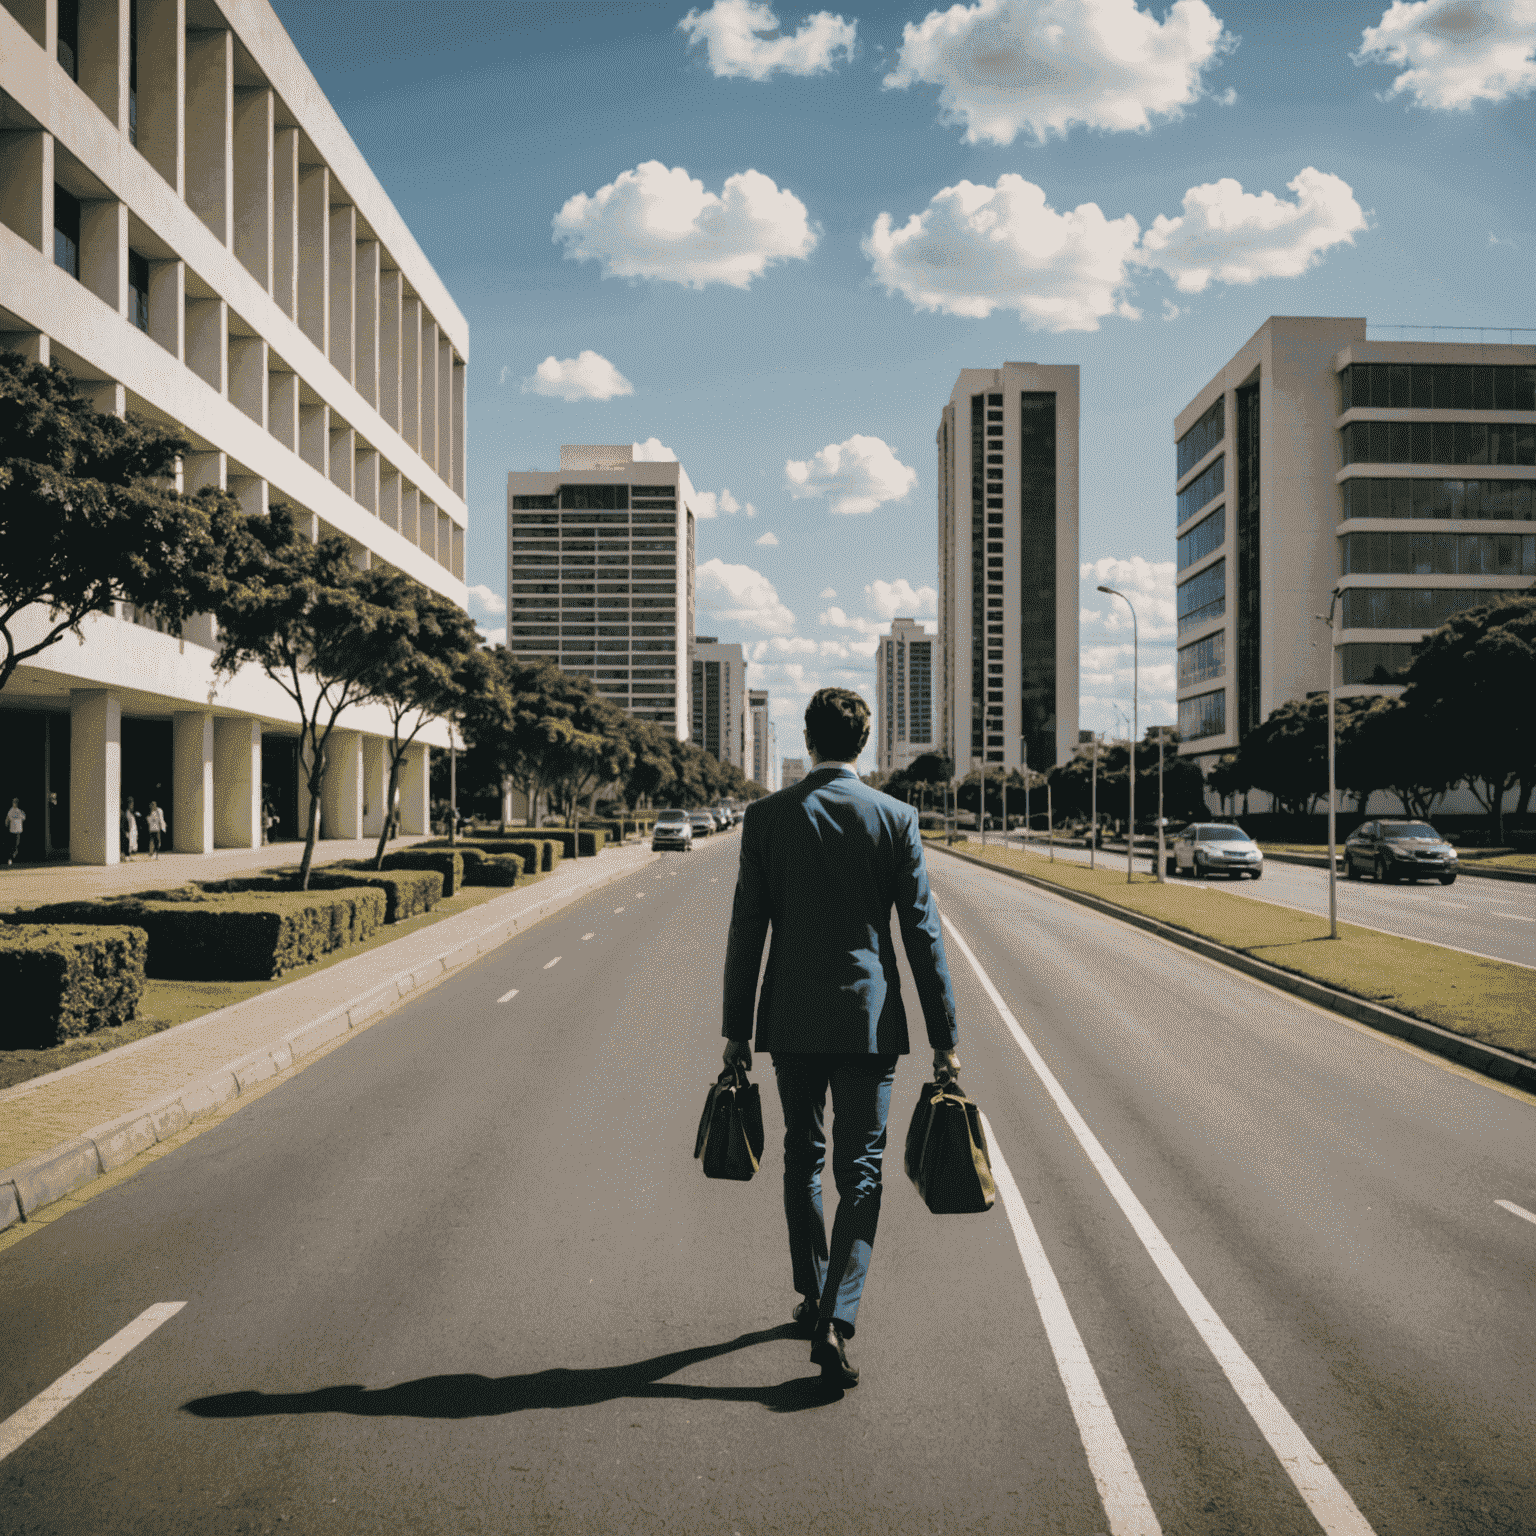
[427,837,560,872]
[375,849,464,898]
[538,827,608,859]
[452,847,523,886]
[200,868,439,925]
[10,888,386,980]
[0,924,147,1048]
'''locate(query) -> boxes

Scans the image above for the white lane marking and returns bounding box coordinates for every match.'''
[0,1303,185,1465]
[543,956,561,970]
[943,915,1378,1536]
[497,989,519,1004]
[613,907,625,913]
[1490,910,1535,923]
[582,932,595,942]
[982,1113,1161,1536]
[1496,1199,1536,1227]
[636,892,647,898]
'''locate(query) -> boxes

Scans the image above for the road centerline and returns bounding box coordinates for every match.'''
[1495,1199,1536,1227]
[942,913,1379,1536]
[0,1303,185,1465]
[497,989,519,1004]
[543,957,561,970]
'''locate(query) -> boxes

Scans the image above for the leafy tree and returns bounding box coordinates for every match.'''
[616,714,677,809]
[0,353,233,691]
[1336,695,1451,821]
[1207,753,1249,817]
[1401,595,1536,841]
[354,569,484,868]
[211,503,398,887]
[1236,696,1328,816]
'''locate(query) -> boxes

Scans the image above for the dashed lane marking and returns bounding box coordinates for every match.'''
[614,907,625,913]
[982,1112,1161,1535]
[0,1303,185,1465]
[1490,910,1535,922]
[543,957,561,970]
[582,932,595,941]
[1496,1199,1536,1227]
[944,914,1379,1536]
[497,989,519,1004]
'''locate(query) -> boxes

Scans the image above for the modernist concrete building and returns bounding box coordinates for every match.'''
[747,688,775,790]
[691,635,745,771]
[874,617,934,775]
[1173,316,1535,771]
[0,0,469,864]
[506,446,697,738]
[937,363,1080,776]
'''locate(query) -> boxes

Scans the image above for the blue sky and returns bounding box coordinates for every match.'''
[272,0,1533,776]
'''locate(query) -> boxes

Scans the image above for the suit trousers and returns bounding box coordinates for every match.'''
[772,1051,899,1338]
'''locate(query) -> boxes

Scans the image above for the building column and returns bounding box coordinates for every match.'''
[272,125,299,321]
[355,238,379,409]
[321,729,363,841]
[69,689,121,865]
[137,0,185,195]
[328,200,355,383]
[184,26,233,247]
[172,711,214,853]
[398,743,429,834]
[297,164,329,352]
[401,295,421,452]
[379,268,402,432]
[232,85,273,291]
[361,736,389,838]
[213,716,261,848]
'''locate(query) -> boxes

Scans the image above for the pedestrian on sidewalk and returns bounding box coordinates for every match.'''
[6,798,23,865]
[720,687,960,1390]
[146,801,166,859]
[122,798,139,860]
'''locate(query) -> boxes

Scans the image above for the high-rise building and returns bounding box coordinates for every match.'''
[0,0,468,864]
[1173,317,1535,771]
[691,636,746,770]
[937,363,1080,776]
[748,688,774,789]
[507,446,698,739]
[875,618,935,774]
[780,757,807,789]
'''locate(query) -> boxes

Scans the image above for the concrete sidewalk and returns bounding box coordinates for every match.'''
[0,840,661,1231]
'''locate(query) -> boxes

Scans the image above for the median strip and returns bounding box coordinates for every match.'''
[928,837,1536,1093]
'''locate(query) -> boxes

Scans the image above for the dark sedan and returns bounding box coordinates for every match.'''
[1344,820,1458,884]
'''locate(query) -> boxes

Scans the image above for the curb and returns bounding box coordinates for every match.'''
[0,849,659,1232]
[1261,849,1535,884]
[932,842,1536,1096]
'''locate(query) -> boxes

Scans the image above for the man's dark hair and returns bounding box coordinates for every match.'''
[804,687,870,761]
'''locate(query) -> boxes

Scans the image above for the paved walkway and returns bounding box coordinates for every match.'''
[0,840,660,1180]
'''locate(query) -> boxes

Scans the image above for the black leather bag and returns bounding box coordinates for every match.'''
[904,1078,996,1214]
[694,1063,765,1181]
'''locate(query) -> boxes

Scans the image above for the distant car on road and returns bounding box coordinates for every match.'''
[1171,823,1264,879]
[688,810,716,838]
[714,804,736,828]
[1344,820,1458,885]
[651,809,693,852]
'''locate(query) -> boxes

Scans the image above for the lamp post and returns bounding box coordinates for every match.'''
[1098,584,1138,882]
[1090,732,1098,870]
[1315,590,1342,939]
[1155,725,1167,882]
[1022,739,1030,856]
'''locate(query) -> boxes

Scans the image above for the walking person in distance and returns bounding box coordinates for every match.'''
[145,800,166,860]
[5,798,23,865]
[121,797,139,860]
[720,687,960,1389]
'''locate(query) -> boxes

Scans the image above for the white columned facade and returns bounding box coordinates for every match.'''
[398,742,430,835]
[322,729,364,840]
[172,710,216,853]
[69,689,122,866]
[213,717,262,848]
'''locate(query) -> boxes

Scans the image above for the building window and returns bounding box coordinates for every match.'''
[1178,631,1225,687]
[1340,531,1535,576]
[1176,455,1224,526]
[1176,395,1224,479]
[1235,381,1261,738]
[970,394,985,761]
[1341,586,1521,629]
[561,484,628,510]
[1177,557,1225,634]
[57,0,79,79]
[1339,362,1536,412]
[53,186,81,278]
[128,250,150,331]
[129,0,139,144]
[1341,421,1536,468]
[1020,392,1056,772]
[1342,477,1536,521]
[1177,507,1225,570]
[1340,643,1416,685]
[1178,688,1226,740]
[512,497,558,513]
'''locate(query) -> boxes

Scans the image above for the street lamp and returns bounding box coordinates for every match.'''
[1153,724,1167,883]
[1314,590,1342,939]
[1089,731,1098,871]
[1098,584,1138,882]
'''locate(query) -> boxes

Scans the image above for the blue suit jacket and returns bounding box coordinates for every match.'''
[721,764,958,1055]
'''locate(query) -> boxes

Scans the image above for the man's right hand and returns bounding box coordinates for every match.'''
[933,1049,960,1084]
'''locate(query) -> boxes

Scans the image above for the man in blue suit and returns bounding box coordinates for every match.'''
[721,687,960,1388]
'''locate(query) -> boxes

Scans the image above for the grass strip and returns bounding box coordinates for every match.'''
[927,836,1535,1061]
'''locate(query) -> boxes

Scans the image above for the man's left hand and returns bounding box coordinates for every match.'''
[723,1039,752,1073]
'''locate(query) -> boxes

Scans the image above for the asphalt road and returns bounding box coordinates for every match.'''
[989,834,1535,968]
[2,832,1534,1534]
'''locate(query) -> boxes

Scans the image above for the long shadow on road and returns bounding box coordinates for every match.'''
[182,1325,838,1418]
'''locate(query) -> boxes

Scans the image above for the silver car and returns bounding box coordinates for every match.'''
[652,809,693,851]
[1172,823,1264,880]
[688,810,716,838]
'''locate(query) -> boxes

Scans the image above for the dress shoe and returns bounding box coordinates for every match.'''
[810,1323,858,1388]
[791,1298,820,1336]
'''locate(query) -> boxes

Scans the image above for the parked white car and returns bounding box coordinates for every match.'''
[1171,823,1264,880]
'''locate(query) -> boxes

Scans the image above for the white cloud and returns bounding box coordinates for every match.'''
[883,0,1232,145]
[632,437,677,461]
[696,557,797,633]
[785,435,918,514]
[466,584,506,618]
[520,350,634,402]
[819,586,837,599]
[694,488,752,519]
[679,0,857,79]
[866,168,1365,330]
[553,161,816,290]
[478,627,507,649]
[1354,0,1536,110]
[1162,299,1185,321]
[819,604,887,638]
[865,577,938,619]
[865,176,1143,331]
[1137,169,1367,293]
[1080,555,1176,640]
[498,365,510,386]
[755,531,780,546]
